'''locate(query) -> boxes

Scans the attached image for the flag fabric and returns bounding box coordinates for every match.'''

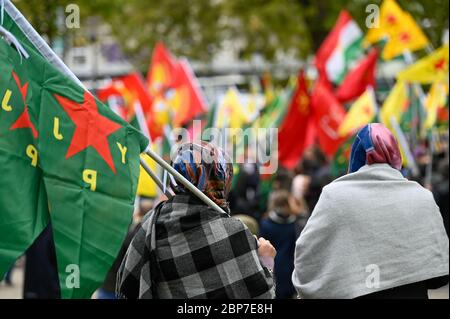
[214,88,249,129]
[97,73,161,198]
[146,42,177,138]
[278,70,315,169]
[338,87,377,136]
[98,73,152,130]
[169,59,206,127]
[330,135,354,177]
[380,81,410,130]
[137,150,159,198]
[311,80,348,157]
[396,44,449,84]
[364,0,429,60]
[364,0,405,45]
[1,9,148,299]
[252,94,288,130]
[146,43,206,133]
[335,48,378,103]
[315,10,364,85]
[424,82,449,130]
[381,12,429,61]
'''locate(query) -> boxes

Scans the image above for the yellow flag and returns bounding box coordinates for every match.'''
[137,147,158,198]
[381,12,429,60]
[397,44,449,84]
[215,88,249,129]
[338,88,377,136]
[380,81,410,130]
[364,0,429,60]
[364,0,404,46]
[424,82,448,129]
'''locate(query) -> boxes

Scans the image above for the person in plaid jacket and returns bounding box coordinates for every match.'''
[116,142,276,299]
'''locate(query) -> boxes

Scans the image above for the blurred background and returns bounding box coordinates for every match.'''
[0,0,448,299]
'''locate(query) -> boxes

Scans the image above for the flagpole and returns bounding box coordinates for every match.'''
[139,156,173,199]
[145,147,229,216]
[390,116,419,177]
[402,49,435,186]
[4,0,85,88]
[5,0,227,217]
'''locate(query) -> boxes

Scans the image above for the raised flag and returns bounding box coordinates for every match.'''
[424,82,449,130]
[311,80,348,157]
[252,94,288,130]
[380,81,410,130]
[1,4,148,298]
[146,42,177,138]
[169,59,206,127]
[364,0,429,60]
[335,48,378,103]
[396,44,449,84]
[315,10,364,85]
[381,12,429,61]
[364,0,405,45]
[338,87,377,136]
[215,88,249,129]
[278,70,315,169]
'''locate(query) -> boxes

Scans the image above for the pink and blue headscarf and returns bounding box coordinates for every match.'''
[348,123,402,173]
[171,142,233,210]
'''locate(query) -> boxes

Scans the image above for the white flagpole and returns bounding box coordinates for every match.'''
[4,0,226,213]
[4,0,84,88]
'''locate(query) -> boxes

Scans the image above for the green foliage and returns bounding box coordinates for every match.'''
[12,0,449,70]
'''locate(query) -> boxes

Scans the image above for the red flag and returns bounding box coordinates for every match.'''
[97,83,128,120]
[170,60,207,127]
[278,70,315,169]
[98,72,158,138]
[311,80,348,157]
[335,48,378,103]
[146,42,177,95]
[146,42,206,131]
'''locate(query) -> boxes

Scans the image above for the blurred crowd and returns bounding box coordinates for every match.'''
[1,138,448,299]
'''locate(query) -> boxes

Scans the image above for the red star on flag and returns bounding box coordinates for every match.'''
[434,58,446,71]
[386,14,397,26]
[54,91,122,173]
[399,32,411,43]
[9,71,38,138]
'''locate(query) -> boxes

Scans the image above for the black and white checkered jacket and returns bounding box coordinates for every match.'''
[116,194,275,299]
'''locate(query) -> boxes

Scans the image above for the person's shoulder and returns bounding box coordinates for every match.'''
[226,215,250,232]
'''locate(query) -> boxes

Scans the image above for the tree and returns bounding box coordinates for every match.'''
[12,0,449,71]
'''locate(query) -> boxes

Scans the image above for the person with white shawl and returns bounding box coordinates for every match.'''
[292,123,449,299]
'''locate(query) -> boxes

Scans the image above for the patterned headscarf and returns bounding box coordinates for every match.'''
[349,123,402,173]
[171,142,233,210]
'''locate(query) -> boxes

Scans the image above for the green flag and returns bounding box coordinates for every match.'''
[0,24,148,298]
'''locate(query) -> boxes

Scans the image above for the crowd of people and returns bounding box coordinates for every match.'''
[1,124,448,299]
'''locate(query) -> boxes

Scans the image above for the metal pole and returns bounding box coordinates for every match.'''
[145,148,229,216]
[139,157,173,199]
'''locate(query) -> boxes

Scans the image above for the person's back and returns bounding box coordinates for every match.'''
[154,194,274,299]
[260,190,305,298]
[116,142,275,299]
[292,124,449,299]
[260,214,297,298]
